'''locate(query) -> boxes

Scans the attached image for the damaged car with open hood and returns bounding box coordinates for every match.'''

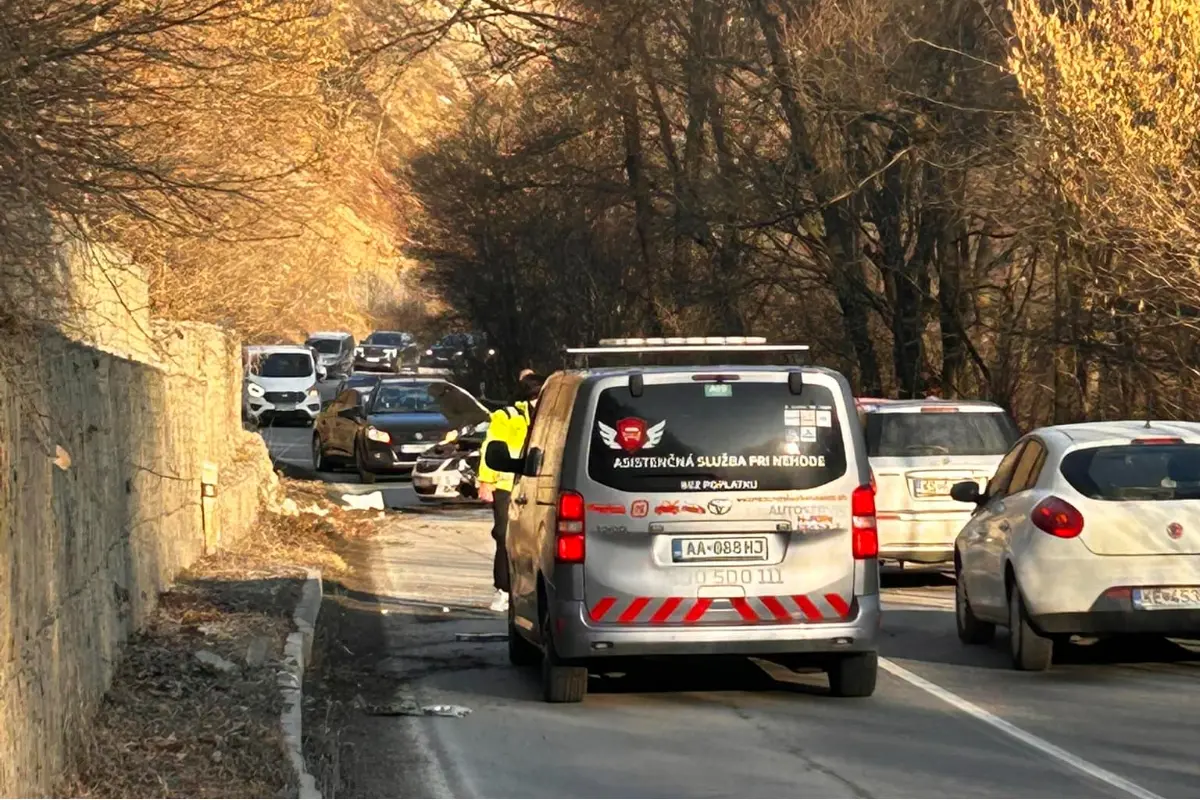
[412,387,495,502]
[311,376,491,484]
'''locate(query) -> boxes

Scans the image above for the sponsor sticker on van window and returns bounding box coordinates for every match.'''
[704,383,733,398]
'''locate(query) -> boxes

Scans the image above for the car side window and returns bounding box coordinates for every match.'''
[986,440,1029,500]
[1007,439,1046,495]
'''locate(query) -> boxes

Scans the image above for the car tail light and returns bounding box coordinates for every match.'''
[1132,437,1184,445]
[851,485,878,559]
[556,490,586,562]
[1031,496,1084,538]
[920,406,958,413]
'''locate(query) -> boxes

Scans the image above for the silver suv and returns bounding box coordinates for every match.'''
[486,338,881,703]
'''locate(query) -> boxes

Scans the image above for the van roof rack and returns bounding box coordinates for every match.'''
[563,337,810,369]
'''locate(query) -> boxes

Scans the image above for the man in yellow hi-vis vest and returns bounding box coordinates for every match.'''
[479,372,545,612]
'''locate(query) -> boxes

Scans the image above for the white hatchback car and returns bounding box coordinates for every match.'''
[858,399,1019,565]
[952,421,1200,670]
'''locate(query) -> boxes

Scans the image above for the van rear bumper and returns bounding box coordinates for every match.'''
[553,594,881,660]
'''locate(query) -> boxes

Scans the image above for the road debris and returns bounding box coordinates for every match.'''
[195,649,240,674]
[357,693,473,719]
[454,632,508,643]
[341,491,385,511]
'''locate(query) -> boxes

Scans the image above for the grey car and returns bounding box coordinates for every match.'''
[486,339,881,703]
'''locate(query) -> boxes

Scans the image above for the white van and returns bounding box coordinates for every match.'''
[244,345,323,426]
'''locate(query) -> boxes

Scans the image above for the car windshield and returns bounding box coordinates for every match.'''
[365,333,409,346]
[344,375,378,388]
[587,380,848,493]
[307,338,342,354]
[865,410,1018,457]
[371,384,441,414]
[255,353,314,379]
[1061,444,1200,501]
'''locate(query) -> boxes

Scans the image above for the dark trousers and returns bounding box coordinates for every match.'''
[492,489,511,592]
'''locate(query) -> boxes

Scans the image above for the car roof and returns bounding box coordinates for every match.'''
[377,377,441,385]
[1032,420,1200,446]
[307,331,352,340]
[859,398,1005,414]
[249,345,311,356]
[367,330,409,336]
[343,374,381,384]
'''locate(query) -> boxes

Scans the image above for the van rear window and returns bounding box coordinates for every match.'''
[587,381,847,493]
[865,411,1017,457]
[1061,444,1200,501]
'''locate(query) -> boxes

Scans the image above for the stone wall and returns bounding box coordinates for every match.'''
[0,318,274,795]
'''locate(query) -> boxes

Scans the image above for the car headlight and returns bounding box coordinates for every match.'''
[487,348,496,356]
[366,426,391,443]
[385,348,397,356]
[355,347,363,355]
[306,388,320,403]
[454,350,464,357]
[247,383,265,398]
[425,348,433,355]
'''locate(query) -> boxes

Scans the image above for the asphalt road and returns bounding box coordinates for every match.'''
[318,515,1200,799]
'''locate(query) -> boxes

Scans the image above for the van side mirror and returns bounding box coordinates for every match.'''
[316,364,328,380]
[950,481,984,505]
[485,440,523,474]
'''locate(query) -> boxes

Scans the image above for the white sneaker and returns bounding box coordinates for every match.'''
[489,590,509,612]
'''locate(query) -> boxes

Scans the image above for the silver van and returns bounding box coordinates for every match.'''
[486,338,881,703]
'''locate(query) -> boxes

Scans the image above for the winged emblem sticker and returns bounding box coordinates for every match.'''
[597,417,666,454]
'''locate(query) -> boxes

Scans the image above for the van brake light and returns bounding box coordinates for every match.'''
[851,485,878,559]
[556,490,586,562]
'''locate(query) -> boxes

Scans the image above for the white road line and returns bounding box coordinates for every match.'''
[879,658,1160,799]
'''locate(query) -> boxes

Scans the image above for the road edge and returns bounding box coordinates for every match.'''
[282,568,324,799]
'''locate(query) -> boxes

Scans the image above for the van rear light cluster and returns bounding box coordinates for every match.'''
[1031,496,1084,538]
[851,485,878,559]
[556,490,586,562]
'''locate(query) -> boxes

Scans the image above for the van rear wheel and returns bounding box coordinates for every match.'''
[539,613,586,703]
[826,651,878,698]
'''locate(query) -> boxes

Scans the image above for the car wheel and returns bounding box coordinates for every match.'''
[312,434,325,472]
[508,603,540,667]
[826,651,878,698]
[540,608,587,703]
[356,439,377,484]
[955,566,995,645]
[1009,584,1053,671]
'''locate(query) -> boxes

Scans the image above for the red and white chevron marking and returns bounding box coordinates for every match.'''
[587,593,853,624]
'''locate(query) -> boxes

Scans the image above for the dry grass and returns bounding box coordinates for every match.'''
[60,478,387,798]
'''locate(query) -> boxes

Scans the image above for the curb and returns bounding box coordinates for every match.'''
[281,568,323,799]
